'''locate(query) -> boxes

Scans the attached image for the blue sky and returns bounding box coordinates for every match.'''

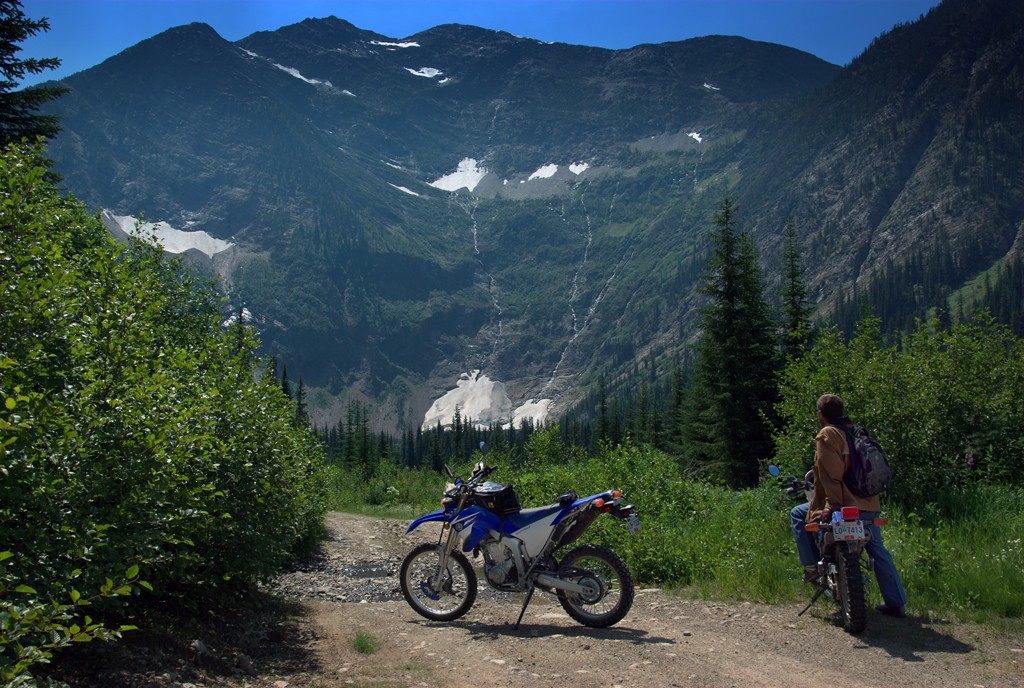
[21,0,942,87]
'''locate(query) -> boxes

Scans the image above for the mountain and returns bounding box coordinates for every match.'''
[40,0,1024,432]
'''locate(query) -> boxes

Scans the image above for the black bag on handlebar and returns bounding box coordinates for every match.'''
[473,481,521,517]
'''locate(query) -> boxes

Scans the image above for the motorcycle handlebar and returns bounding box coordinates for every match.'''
[784,479,807,495]
[466,464,496,485]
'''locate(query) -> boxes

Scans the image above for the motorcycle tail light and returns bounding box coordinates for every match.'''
[841,506,860,520]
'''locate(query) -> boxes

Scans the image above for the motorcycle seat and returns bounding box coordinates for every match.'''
[505,504,564,530]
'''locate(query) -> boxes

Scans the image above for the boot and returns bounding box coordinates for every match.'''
[802,564,819,582]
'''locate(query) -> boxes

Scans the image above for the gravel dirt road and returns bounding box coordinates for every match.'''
[51,512,1024,688]
[252,512,1023,688]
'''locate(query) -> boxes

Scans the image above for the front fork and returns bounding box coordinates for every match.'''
[431,494,470,590]
[430,522,460,589]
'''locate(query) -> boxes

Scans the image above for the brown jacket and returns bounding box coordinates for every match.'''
[806,424,880,521]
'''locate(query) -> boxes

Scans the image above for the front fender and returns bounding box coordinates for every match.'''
[406,509,448,533]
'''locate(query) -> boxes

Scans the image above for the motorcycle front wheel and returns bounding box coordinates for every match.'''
[556,544,634,628]
[834,542,866,633]
[400,543,478,622]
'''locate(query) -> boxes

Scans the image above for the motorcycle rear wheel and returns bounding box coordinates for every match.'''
[556,544,634,628]
[400,543,478,622]
[834,543,867,633]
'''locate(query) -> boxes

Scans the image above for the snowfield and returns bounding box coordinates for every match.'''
[422,370,550,430]
[429,158,489,192]
[405,67,443,78]
[102,211,233,258]
[528,163,559,180]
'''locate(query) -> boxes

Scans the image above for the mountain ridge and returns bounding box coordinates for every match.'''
[39,0,1023,431]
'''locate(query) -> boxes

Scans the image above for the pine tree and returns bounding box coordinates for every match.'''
[294,377,308,426]
[683,195,780,487]
[452,405,464,459]
[597,375,609,442]
[0,1,67,144]
[665,365,686,453]
[280,365,292,401]
[780,218,813,358]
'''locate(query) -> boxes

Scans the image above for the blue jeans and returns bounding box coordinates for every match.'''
[790,502,908,609]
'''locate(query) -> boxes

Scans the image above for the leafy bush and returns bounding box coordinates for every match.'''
[774,317,1024,506]
[0,142,327,682]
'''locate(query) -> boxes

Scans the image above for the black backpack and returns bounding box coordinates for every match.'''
[835,425,893,497]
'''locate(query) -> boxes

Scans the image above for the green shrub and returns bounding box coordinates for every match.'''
[774,317,1024,506]
[0,142,327,682]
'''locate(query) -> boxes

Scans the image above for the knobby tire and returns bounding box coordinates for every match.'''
[556,544,634,628]
[400,542,477,622]
[835,542,867,633]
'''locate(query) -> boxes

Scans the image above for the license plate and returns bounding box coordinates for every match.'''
[626,514,641,534]
[832,521,865,541]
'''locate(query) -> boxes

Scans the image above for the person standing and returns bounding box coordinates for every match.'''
[790,394,908,617]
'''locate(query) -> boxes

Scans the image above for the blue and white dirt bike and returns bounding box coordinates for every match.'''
[400,459,641,629]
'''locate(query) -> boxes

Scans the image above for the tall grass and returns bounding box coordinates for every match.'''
[325,462,444,518]
[326,433,1023,628]
[884,483,1024,625]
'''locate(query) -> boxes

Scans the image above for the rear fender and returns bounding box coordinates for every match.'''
[553,490,618,525]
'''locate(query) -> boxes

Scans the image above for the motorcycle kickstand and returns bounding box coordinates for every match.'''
[513,583,536,631]
[798,587,826,617]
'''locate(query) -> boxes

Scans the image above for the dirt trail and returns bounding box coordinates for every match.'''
[51,512,1023,687]
[250,512,1023,688]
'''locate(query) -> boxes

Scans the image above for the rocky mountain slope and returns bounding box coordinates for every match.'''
[41,0,1024,432]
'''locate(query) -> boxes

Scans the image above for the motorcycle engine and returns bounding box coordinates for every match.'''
[482,539,521,587]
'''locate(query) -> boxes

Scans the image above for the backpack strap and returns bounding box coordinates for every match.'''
[825,423,854,473]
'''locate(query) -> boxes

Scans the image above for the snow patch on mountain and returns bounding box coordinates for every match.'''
[422,371,512,429]
[429,158,488,192]
[529,163,559,180]
[405,67,443,78]
[271,62,333,87]
[688,132,703,143]
[389,183,420,197]
[569,162,590,175]
[222,307,253,328]
[371,40,419,49]
[102,211,233,258]
[512,399,552,428]
[421,370,550,430]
